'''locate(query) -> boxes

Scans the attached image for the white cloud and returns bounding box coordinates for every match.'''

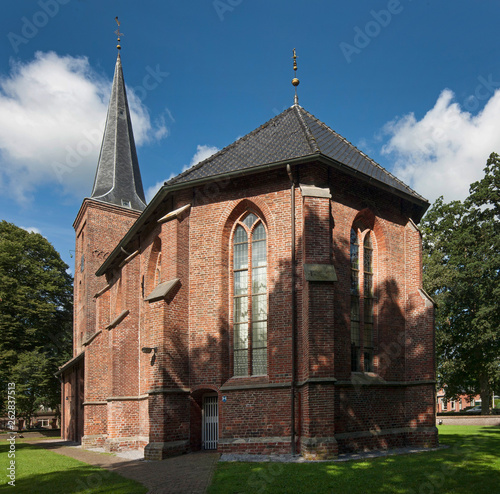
[0,51,168,204]
[21,226,41,234]
[145,173,175,203]
[145,144,220,203]
[182,145,219,172]
[382,88,500,203]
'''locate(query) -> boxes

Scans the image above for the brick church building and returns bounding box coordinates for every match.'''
[58,51,438,460]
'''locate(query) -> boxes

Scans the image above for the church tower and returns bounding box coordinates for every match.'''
[61,48,146,442]
[73,51,146,355]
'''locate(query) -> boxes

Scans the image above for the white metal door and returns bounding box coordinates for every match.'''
[202,395,218,450]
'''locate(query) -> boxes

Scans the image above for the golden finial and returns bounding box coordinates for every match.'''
[115,17,123,51]
[292,48,300,105]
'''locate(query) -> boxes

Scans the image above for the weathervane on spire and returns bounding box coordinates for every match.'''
[292,48,300,105]
[115,17,123,51]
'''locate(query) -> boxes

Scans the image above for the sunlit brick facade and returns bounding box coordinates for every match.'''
[58,53,438,459]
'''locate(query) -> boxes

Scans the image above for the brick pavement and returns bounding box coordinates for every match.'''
[25,439,219,494]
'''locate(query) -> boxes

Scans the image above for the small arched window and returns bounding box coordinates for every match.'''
[233,212,267,376]
[350,227,375,372]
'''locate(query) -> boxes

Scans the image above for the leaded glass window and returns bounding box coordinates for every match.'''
[350,228,361,371]
[233,213,267,376]
[363,233,374,371]
[350,227,376,373]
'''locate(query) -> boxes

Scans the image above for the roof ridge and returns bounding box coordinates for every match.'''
[292,105,320,154]
[165,107,297,186]
[300,107,426,202]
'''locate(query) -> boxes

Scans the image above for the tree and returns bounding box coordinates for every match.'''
[9,352,53,426]
[0,221,73,424]
[422,153,500,414]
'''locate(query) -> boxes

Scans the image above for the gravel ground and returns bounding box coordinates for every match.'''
[27,442,145,460]
[220,445,446,463]
[82,446,145,460]
[26,437,446,463]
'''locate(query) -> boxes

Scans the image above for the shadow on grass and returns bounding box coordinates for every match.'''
[0,443,147,494]
[209,427,500,494]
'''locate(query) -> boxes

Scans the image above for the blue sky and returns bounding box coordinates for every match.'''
[1,0,500,271]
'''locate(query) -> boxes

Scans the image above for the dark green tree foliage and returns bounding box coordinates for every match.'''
[0,221,72,424]
[422,153,500,414]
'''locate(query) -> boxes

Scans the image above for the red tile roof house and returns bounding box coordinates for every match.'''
[436,389,480,413]
[57,52,438,460]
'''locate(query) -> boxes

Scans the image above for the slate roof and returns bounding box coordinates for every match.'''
[90,54,147,212]
[166,104,427,204]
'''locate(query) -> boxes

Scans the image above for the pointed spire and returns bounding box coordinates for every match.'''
[90,52,147,211]
[291,48,300,106]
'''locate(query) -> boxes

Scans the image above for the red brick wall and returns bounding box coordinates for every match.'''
[73,199,140,354]
[72,161,437,456]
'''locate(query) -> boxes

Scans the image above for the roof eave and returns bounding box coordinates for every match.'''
[95,186,172,276]
[96,152,429,276]
[95,156,312,276]
[315,154,430,211]
[54,351,85,377]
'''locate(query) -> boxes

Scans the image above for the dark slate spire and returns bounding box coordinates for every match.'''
[90,53,147,211]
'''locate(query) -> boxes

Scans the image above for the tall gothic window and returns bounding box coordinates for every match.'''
[350,228,360,371]
[363,233,374,372]
[350,227,375,372]
[233,212,267,376]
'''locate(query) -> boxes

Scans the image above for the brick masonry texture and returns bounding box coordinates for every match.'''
[61,162,438,458]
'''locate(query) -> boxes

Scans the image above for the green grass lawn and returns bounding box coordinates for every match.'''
[0,441,147,493]
[208,426,500,494]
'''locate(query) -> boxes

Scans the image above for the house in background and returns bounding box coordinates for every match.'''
[0,406,59,431]
[436,389,481,413]
[58,49,438,460]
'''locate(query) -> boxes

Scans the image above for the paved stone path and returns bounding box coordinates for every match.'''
[25,439,219,494]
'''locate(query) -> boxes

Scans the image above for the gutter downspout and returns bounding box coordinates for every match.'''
[287,164,297,455]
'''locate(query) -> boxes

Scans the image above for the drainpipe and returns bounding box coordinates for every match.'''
[286,164,297,455]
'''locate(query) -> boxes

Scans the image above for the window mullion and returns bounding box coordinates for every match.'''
[363,233,374,372]
[247,234,253,376]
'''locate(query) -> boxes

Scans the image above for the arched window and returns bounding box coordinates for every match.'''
[233,212,267,376]
[350,227,375,372]
[350,228,360,371]
[363,233,374,372]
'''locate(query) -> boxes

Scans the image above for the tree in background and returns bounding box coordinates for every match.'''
[0,221,72,426]
[422,153,500,414]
